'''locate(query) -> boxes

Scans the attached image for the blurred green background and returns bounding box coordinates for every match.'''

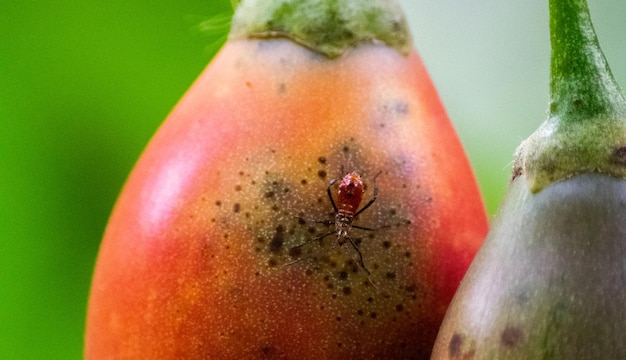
[1,0,625,358]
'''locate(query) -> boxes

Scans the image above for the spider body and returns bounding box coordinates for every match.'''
[292,171,380,274]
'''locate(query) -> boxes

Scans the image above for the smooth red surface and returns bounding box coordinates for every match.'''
[85,39,488,359]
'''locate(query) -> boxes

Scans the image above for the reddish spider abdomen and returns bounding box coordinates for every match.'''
[337,172,364,214]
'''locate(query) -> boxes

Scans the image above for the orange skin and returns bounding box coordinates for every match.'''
[85,39,488,359]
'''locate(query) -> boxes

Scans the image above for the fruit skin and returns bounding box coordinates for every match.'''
[431,173,626,359]
[84,39,487,359]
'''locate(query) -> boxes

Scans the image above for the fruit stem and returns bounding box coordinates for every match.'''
[227,0,412,58]
[548,0,626,122]
[513,0,626,192]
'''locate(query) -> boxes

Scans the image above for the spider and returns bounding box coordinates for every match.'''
[292,171,382,275]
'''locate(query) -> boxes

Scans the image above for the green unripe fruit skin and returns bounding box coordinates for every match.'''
[431,173,626,359]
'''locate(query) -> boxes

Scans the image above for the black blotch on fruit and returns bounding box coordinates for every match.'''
[288,246,301,258]
[233,203,241,213]
[612,146,626,164]
[260,344,277,357]
[448,333,463,357]
[269,225,285,253]
[318,170,327,179]
[501,326,524,348]
[318,156,327,164]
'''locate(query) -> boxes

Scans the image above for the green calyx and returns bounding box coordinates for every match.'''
[228,0,412,58]
[513,0,626,193]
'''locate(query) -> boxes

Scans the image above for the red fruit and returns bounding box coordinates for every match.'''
[85,1,487,358]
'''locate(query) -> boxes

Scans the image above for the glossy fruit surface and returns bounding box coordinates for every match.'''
[431,174,626,359]
[85,20,487,360]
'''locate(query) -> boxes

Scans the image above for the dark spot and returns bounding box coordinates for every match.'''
[369,312,377,319]
[336,316,342,322]
[238,171,244,176]
[283,187,290,193]
[342,146,350,153]
[394,101,409,114]
[501,326,524,348]
[338,271,348,280]
[448,333,463,357]
[288,246,301,258]
[395,304,404,312]
[385,272,396,280]
[342,286,352,295]
[318,170,327,179]
[267,258,278,267]
[572,98,583,108]
[382,241,392,249]
[612,147,626,164]
[301,179,308,185]
[269,236,284,253]
[367,297,374,303]
[405,285,416,293]
[318,157,327,164]
[233,203,241,213]
[278,83,287,94]
[550,102,558,113]
[271,205,279,211]
[357,309,364,316]
[269,226,285,253]
[215,200,222,206]
[245,81,252,88]
[404,251,411,258]
[260,344,276,356]
[389,209,397,216]
[235,185,242,191]
[265,191,275,198]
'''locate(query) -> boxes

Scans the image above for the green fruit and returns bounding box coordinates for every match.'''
[431,173,626,359]
[431,0,626,358]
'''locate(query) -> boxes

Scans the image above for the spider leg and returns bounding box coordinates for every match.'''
[352,224,391,231]
[326,179,339,213]
[346,236,370,275]
[290,231,334,252]
[295,216,334,227]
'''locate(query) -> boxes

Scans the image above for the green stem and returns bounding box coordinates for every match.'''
[227,0,411,58]
[513,0,626,192]
[548,0,626,122]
